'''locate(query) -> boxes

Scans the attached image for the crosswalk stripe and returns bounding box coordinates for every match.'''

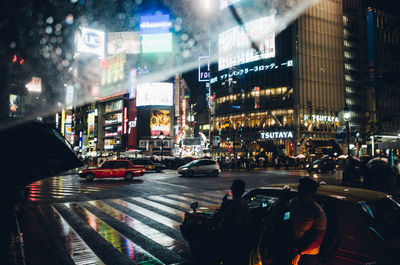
[33,190,231,264]
[111,199,181,230]
[46,205,105,265]
[65,202,164,265]
[130,197,185,218]
[86,200,188,262]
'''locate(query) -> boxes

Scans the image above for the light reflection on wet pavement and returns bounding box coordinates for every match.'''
[22,190,224,264]
[65,202,163,264]
[24,174,137,202]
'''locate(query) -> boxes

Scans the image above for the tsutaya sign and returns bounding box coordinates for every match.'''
[311,115,339,123]
[261,131,294,139]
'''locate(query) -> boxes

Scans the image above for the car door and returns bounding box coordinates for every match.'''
[113,161,129,177]
[98,161,113,178]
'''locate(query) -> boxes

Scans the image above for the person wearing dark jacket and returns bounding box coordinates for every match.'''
[213,179,251,265]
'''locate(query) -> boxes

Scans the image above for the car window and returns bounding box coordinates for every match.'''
[196,160,208,166]
[204,160,216,165]
[358,198,400,246]
[115,161,129,168]
[101,161,114,168]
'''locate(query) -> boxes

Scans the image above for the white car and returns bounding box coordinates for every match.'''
[178,159,220,177]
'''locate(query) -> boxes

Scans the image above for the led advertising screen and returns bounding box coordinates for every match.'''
[136,82,173,107]
[140,15,171,35]
[150,110,171,136]
[218,15,275,70]
[75,27,105,57]
[108,32,140,55]
[141,33,172,53]
[9,94,20,116]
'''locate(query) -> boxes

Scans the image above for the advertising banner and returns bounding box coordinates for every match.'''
[75,27,105,57]
[150,110,171,136]
[9,94,20,117]
[218,15,275,70]
[136,82,173,106]
[87,111,95,137]
[108,32,140,54]
[140,15,171,35]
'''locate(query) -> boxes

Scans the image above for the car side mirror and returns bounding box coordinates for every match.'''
[190,202,199,213]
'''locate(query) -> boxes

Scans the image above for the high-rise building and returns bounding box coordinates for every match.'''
[210,0,346,159]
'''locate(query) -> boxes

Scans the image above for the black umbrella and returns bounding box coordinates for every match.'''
[0,121,83,260]
[0,121,82,203]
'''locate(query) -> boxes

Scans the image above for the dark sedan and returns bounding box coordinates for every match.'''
[128,157,166,172]
[180,184,400,265]
[306,158,336,173]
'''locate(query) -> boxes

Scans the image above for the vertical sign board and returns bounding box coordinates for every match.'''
[198,56,210,82]
[128,100,138,147]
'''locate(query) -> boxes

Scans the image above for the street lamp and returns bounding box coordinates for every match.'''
[159,131,165,159]
[343,106,351,155]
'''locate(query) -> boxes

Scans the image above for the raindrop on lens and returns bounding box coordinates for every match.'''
[46,17,54,24]
[45,26,53,34]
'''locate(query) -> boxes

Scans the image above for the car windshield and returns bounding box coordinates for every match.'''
[358,198,400,246]
[313,160,321,164]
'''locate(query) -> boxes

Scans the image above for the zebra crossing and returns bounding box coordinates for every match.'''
[31,190,228,265]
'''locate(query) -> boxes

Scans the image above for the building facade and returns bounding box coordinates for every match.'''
[210,0,345,159]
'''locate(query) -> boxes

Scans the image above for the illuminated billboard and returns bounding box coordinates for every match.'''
[218,15,275,70]
[75,27,105,57]
[140,14,172,53]
[141,33,172,53]
[150,110,171,136]
[25,77,42,93]
[136,82,173,107]
[140,15,171,35]
[108,32,140,54]
[9,94,20,116]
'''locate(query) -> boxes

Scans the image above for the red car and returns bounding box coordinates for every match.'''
[78,159,146,181]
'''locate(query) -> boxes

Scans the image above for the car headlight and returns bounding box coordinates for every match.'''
[313,165,318,168]
[78,170,83,174]
[180,167,188,171]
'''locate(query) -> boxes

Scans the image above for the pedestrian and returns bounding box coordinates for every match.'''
[289,177,327,265]
[212,179,251,265]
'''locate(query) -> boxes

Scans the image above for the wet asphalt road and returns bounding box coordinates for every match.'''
[14,168,342,265]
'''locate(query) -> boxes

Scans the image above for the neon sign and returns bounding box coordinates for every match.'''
[261,131,294,139]
[211,60,294,84]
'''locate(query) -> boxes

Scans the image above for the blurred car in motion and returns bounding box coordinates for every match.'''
[78,159,145,181]
[180,184,399,265]
[178,159,220,177]
[127,157,166,172]
[306,157,336,173]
